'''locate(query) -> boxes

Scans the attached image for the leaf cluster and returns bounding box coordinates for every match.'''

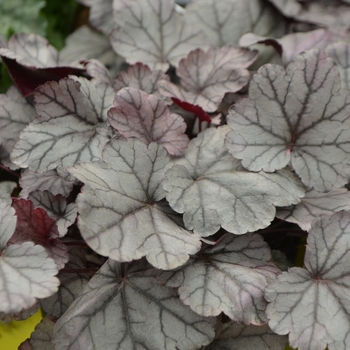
[1,1,350,350]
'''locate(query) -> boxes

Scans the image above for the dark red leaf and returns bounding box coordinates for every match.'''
[171,97,212,124]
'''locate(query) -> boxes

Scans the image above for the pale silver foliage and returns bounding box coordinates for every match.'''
[163,234,280,324]
[163,126,305,236]
[53,259,215,350]
[265,211,350,350]
[0,188,17,248]
[108,87,189,155]
[226,49,350,191]
[158,46,258,112]
[277,188,350,231]
[69,138,201,270]
[0,86,36,169]
[11,77,115,172]
[25,317,55,350]
[0,242,59,314]
[111,0,208,71]
[185,0,286,47]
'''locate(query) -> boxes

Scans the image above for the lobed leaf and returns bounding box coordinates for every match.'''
[53,259,215,350]
[11,77,115,172]
[265,211,350,350]
[163,126,305,236]
[69,138,201,270]
[226,49,350,191]
[163,233,280,324]
[0,187,17,250]
[158,46,257,112]
[110,0,208,71]
[0,242,59,314]
[108,87,189,156]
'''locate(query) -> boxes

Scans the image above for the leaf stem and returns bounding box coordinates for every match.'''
[0,164,20,178]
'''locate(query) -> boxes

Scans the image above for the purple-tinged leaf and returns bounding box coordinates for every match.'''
[0,34,85,97]
[108,87,189,156]
[158,46,257,112]
[226,49,350,191]
[77,0,114,35]
[69,138,201,270]
[209,322,288,350]
[326,42,350,90]
[162,126,305,236]
[113,62,170,98]
[277,188,350,231]
[40,247,90,318]
[10,199,69,270]
[60,25,123,77]
[0,188,16,249]
[0,242,59,314]
[19,340,33,350]
[19,168,76,199]
[110,0,209,71]
[28,191,77,238]
[265,211,350,350]
[0,86,36,169]
[20,316,55,350]
[11,77,115,172]
[185,0,286,47]
[163,233,280,324]
[53,259,215,350]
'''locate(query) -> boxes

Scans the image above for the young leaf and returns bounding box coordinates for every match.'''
[158,46,258,112]
[0,86,36,169]
[185,0,286,47]
[69,138,201,270]
[53,259,215,350]
[108,87,189,156]
[226,49,350,191]
[110,0,208,71]
[162,233,280,324]
[113,62,170,98]
[11,77,115,172]
[277,188,350,231]
[265,211,350,350]
[19,168,76,199]
[162,126,305,236]
[11,199,69,270]
[28,191,77,237]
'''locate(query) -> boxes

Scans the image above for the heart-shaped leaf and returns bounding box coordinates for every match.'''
[11,77,115,172]
[163,126,305,236]
[108,87,189,155]
[69,138,201,270]
[226,49,350,191]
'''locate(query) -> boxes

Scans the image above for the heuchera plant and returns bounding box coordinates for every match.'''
[1,0,350,349]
